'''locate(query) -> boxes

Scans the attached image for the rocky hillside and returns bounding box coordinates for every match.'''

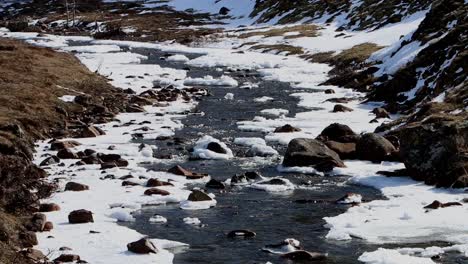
[0,37,129,263]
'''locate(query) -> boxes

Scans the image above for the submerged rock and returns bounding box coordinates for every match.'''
[283,138,345,172]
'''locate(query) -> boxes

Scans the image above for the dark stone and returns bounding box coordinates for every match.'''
[206,142,227,154]
[144,188,170,196]
[167,165,208,179]
[54,254,81,262]
[333,104,354,112]
[317,123,358,143]
[39,203,60,212]
[227,230,256,238]
[283,138,345,172]
[219,7,230,15]
[205,179,225,189]
[325,141,356,159]
[373,107,390,118]
[65,182,89,191]
[122,181,139,186]
[188,190,212,201]
[81,126,105,138]
[274,124,301,133]
[51,140,81,151]
[20,231,38,247]
[68,209,94,224]
[127,238,158,254]
[43,221,53,231]
[57,149,79,159]
[282,250,327,261]
[356,133,397,162]
[146,178,173,187]
[40,155,60,166]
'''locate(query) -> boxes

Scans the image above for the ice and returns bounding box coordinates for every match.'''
[260,108,289,117]
[224,92,234,100]
[59,95,76,102]
[183,75,238,87]
[192,135,234,160]
[183,217,201,225]
[166,54,190,62]
[180,199,217,210]
[358,248,436,264]
[149,215,168,223]
[109,209,136,222]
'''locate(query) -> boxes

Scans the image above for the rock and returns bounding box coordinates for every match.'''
[324,141,356,160]
[81,155,102,165]
[68,209,94,224]
[127,238,158,254]
[57,148,79,159]
[146,178,173,187]
[283,138,345,172]
[227,230,256,238]
[98,153,121,162]
[20,231,38,247]
[27,213,46,232]
[399,121,468,188]
[81,126,105,138]
[274,124,301,133]
[39,203,61,212]
[122,180,139,186]
[373,107,390,118]
[144,188,170,196]
[282,250,327,261]
[100,158,128,169]
[333,104,354,112]
[356,133,397,162]
[424,200,462,209]
[65,182,89,191]
[259,178,287,185]
[205,179,225,189]
[59,247,72,251]
[51,140,81,151]
[317,123,358,143]
[188,190,212,201]
[126,104,146,113]
[219,6,230,15]
[39,155,60,166]
[43,221,53,231]
[206,142,227,154]
[20,248,46,262]
[168,165,208,179]
[54,254,81,262]
[74,95,91,105]
[324,89,335,94]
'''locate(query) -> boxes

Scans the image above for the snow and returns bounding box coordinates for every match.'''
[249,178,295,192]
[224,92,234,100]
[254,96,274,102]
[260,108,289,117]
[358,248,436,264]
[183,75,238,87]
[149,215,168,223]
[191,135,234,160]
[59,95,76,102]
[166,54,190,62]
[183,217,201,225]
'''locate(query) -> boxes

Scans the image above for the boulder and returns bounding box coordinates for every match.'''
[324,89,335,94]
[355,133,397,162]
[317,123,357,143]
[51,140,81,150]
[205,179,225,189]
[57,149,79,159]
[274,124,301,133]
[219,6,230,15]
[373,107,390,118]
[20,231,38,247]
[146,178,173,187]
[27,213,46,232]
[127,238,158,254]
[68,209,94,224]
[65,182,89,191]
[144,188,170,196]
[39,203,61,212]
[324,141,356,159]
[206,142,227,154]
[283,138,345,172]
[188,190,212,201]
[333,104,353,112]
[399,121,468,188]
[168,165,208,179]
[20,248,46,262]
[43,221,53,231]
[54,254,81,262]
[122,180,139,186]
[39,155,60,166]
[81,126,105,138]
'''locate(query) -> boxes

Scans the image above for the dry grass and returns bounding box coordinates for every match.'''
[250,44,304,55]
[238,24,319,39]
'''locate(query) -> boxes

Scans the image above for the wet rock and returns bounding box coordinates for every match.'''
[57,148,79,159]
[54,254,81,262]
[283,138,345,172]
[188,190,212,201]
[127,238,158,254]
[324,141,356,159]
[68,209,94,224]
[39,203,61,212]
[146,178,173,187]
[81,126,105,138]
[399,121,468,188]
[333,104,354,112]
[205,179,225,189]
[39,155,60,166]
[356,133,397,162]
[65,182,89,191]
[227,230,256,238]
[282,250,327,261]
[167,165,208,179]
[274,124,301,133]
[144,188,170,196]
[372,107,390,118]
[50,140,81,150]
[206,142,227,154]
[317,123,358,143]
